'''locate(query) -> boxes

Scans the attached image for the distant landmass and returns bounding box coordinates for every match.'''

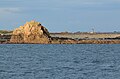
[1,20,120,44]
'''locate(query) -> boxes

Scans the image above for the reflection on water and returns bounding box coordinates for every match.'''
[0,44,120,79]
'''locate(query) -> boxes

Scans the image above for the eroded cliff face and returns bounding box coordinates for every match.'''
[10,21,51,44]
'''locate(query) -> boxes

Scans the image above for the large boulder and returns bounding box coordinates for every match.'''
[10,20,51,44]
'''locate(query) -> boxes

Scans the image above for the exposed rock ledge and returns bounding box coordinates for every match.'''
[10,21,51,44]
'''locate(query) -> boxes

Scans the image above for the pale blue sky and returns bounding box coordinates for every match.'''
[0,0,120,32]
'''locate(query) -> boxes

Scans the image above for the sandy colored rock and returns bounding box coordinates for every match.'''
[10,20,51,44]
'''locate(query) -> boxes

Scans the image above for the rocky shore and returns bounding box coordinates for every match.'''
[51,38,120,44]
[1,21,120,44]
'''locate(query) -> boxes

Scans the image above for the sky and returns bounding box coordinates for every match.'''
[0,0,120,32]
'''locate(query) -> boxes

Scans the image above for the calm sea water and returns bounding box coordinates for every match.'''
[0,44,120,79]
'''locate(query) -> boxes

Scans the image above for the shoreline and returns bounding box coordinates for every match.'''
[1,33,120,44]
[1,21,120,44]
[1,39,120,44]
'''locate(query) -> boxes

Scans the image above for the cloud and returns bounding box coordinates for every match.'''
[0,8,21,14]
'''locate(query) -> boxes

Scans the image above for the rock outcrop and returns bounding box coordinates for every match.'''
[10,20,51,44]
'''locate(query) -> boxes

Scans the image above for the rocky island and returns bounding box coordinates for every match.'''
[10,21,51,44]
[1,20,120,44]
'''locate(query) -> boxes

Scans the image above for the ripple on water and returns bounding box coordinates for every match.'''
[0,44,120,79]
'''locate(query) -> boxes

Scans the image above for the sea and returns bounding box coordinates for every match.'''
[0,44,120,79]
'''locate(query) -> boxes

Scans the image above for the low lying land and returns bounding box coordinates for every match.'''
[1,32,120,44]
[50,33,120,44]
[50,33,120,39]
[1,21,120,44]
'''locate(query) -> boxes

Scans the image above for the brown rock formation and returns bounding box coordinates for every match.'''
[10,20,51,44]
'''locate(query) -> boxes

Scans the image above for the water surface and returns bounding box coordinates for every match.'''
[0,44,120,79]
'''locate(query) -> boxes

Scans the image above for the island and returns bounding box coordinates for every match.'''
[1,20,120,44]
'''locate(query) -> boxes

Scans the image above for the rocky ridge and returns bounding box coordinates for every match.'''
[10,21,51,44]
